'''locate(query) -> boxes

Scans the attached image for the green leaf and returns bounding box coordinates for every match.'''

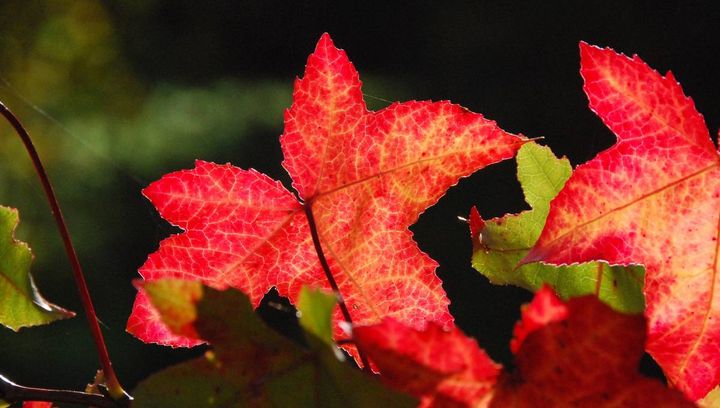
[133,281,415,407]
[471,142,645,313]
[297,287,336,345]
[699,386,720,407]
[0,206,73,330]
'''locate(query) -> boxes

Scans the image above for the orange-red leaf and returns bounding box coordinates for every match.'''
[126,163,307,346]
[354,319,500,407]
[491,288,693,407]
[524,42,720,400]
[127,34,524,358]
[355,288,692,407]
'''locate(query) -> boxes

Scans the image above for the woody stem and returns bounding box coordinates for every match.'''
[302,200,372,371]
[0,374,127,408]
[0,102,127,400]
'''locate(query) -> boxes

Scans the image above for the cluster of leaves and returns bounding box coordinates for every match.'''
[2,33,719,406]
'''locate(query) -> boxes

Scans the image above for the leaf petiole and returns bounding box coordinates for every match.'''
[0,102,127,400]
[302,200,372,371]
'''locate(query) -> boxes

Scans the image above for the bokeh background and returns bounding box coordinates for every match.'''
[0,0,718,397]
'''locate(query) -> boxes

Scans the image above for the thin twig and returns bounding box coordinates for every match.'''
[302,200,372,371]
[0,102,127,399]
[0,375,127,408]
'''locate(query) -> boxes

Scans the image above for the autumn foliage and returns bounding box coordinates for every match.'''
[355,287,691,407]
[525,43,720,400]
[126,33,524,359]
[2,32,719,407]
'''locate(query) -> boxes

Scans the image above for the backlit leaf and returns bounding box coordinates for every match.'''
[355,288,692,407]
[354,319,500,407]
[0,206,72,330]
[127,33,525,362]
[490,287,692,407]
[297,287,337,345]
[524,42,720,399]
[472,142,645,313]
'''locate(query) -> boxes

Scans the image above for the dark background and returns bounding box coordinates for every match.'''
[0,0,718,398]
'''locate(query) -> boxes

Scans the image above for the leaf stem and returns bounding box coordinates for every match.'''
[0,374,128,408]
[0,102,127,399]
[302,200,372,371]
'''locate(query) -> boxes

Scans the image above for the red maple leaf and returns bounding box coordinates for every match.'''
[354,319,500,407]
[127,33,524,357]
[355,287,693,407]
[491,287,693,407]
[523,42,720,400]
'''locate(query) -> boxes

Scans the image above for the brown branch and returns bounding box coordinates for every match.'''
[302,200,372,371]
[0,102,127,399]
[0,374,129,408]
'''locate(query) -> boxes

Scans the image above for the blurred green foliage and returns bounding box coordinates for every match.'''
[0,0,291,245]
[0,0,294,392]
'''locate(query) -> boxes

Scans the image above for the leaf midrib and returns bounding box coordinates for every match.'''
[542,161,719,251]
[675,203,720,378]
[0,270,30,301]
[309,142,522,321]
[315,141,524,200]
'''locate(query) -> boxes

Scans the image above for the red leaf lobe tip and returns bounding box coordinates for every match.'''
[468,206,485,242]
[510,285,568,354]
